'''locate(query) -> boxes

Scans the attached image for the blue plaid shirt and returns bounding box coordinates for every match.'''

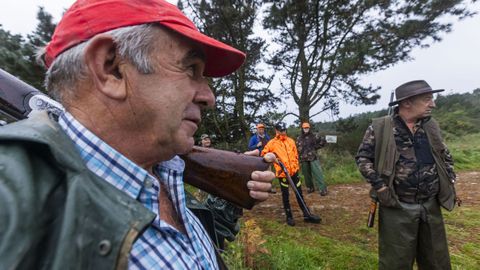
[58,112,218,270]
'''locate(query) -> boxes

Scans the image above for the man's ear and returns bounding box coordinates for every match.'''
[83,34,127,100]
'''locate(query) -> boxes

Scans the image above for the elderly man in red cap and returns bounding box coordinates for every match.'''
[0,1,274,269]
[356,80,458,270]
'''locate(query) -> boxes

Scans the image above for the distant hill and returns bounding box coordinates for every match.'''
[310,89,480,154]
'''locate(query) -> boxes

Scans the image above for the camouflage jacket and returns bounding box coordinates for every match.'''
[356,112,456,203]
[296,131,326,162]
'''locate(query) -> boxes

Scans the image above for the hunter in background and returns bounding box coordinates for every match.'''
[356,80,458,270]
[248,123,271,153]
[297,122,328,195]
[262,121,321,226]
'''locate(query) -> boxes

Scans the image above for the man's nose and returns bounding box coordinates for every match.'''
[430,99,436,108]
[195,79,215,108]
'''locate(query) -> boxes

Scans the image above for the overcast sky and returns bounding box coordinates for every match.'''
[1,1,479,123]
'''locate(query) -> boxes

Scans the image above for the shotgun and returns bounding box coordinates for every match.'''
[367,200,377,228]
[0,68,270,209]
[274,158,313,217]
[366,90,396,228]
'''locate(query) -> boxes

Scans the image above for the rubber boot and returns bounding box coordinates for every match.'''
[285,208,295,226]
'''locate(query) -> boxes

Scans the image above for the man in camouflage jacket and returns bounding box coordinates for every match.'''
[297,122,328,195]
[356,80,457,270]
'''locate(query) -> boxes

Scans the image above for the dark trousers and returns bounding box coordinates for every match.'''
[279,173,310,217]
[378,198,451,270]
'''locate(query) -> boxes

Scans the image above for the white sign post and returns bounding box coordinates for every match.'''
[325,135,337,144]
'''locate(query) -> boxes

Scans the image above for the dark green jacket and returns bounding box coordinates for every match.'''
[0,112,156,269]
[0,112,232,269]
[372,115,457,211]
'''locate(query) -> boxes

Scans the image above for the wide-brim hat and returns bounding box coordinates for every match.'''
[389,80,444,106]
[43,0,245,77]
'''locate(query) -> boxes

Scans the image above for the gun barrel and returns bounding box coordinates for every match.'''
[0,68,40,119]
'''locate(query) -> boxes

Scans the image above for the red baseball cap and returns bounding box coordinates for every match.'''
[44,0,246,77]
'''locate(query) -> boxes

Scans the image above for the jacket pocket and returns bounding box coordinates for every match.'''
[377,188,400,208]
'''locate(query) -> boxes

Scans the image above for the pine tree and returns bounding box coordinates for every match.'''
[263,0,475,122]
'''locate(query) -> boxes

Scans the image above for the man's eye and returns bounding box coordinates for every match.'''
[187,64,198,76]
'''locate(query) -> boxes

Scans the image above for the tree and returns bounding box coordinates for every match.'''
[179,0,279,149]
[263,0,475,123]
[0,26,30,81]
[0,7,55,92]
[23,7,56,91]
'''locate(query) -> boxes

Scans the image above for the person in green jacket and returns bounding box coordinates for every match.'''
[297,122,328,195]
[356,80,458,270]
[0,0,275,269]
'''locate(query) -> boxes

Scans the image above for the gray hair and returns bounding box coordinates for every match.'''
[39,23,159,102]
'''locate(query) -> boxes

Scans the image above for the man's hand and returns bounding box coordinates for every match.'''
[245,152,275,201]
[377,186,388,192]
[256,141,262,147]
[247,170,275,201]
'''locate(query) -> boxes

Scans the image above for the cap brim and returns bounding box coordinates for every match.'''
[389,89,444,106]
[161,22,246,78]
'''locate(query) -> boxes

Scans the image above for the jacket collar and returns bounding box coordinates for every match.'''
[0,111,87,173]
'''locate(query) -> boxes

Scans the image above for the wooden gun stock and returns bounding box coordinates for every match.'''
[181,146,270,209]
[367,200,377,228]
[0,68,269,209]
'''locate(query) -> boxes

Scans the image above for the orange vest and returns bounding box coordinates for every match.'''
[261,134,299,178]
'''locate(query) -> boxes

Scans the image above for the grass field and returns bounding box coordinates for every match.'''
[222,133,480,269]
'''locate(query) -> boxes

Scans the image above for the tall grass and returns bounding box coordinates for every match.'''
[317,148,362,185]
[223,218,378,270]
[312,132,480,186]
[447,133,480,171]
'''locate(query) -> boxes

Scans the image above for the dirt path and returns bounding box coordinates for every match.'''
[245,171,480,244]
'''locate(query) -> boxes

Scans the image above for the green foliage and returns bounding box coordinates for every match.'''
[432,90,480,137]
[0,27,30,81]
[318,148,362,185]
[0,8,55,92]
[447,133,480,171]
[226,219,377,270]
